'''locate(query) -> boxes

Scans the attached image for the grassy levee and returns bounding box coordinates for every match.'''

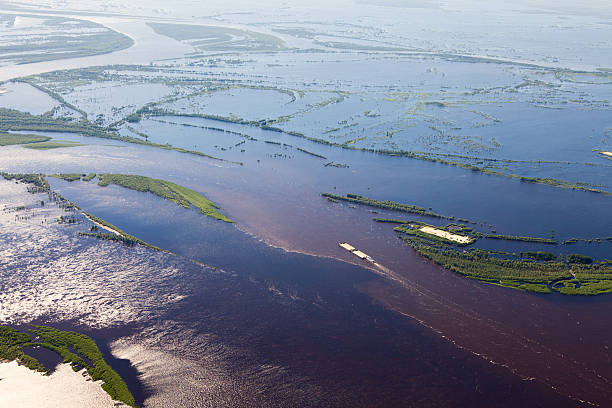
[0,326,47,373]
[98,174,233,223]
[322,192,445,218]
[484,234,558,244]
[0,132,51,146]
[81,211,163,251]
[29,326,136,407]
[23,141,84,150]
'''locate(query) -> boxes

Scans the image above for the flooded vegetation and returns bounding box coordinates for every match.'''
[0,325,135,406]
[1,0,612,407]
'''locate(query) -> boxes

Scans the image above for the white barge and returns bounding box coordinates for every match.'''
[338,242,375,263]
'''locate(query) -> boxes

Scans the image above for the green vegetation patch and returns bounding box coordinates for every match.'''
[0,326,47,373]
[22,141,84,150]
[322,192,445,218]
[28,326,136,406]
[50,173,96,182]
[552,279,612,295]
[398,235,612,295]
[412,242,568,291]
[98,174,233,222]
[1,324,139,406]
[567,253,593,264]
[0,132,51,146]
[1,172,49,191]
[521,251,557,261]
[485,234,557,244]
[561,264,612,295]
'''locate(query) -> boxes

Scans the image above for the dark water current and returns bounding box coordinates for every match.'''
[1,119,611,405]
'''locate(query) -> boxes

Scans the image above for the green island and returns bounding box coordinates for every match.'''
[325,192,612,295]
[98,174,233,223]
[401,234,612,295]
[0,325,136,407]
[22,141,85,150]
[0,132,51,146]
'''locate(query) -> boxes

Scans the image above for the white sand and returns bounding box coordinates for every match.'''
[419,226,472,244]
[0,361,126,408]
[601,151,612,158]
[82,212,121,236]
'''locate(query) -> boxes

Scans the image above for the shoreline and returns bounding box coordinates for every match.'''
[0,361,127,408]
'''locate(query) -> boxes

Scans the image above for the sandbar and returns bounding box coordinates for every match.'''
[419,226,472,244]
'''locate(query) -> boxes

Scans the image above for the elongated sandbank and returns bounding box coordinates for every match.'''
[0,361,128,408]
[82,212,121,236]
[419,226,472,244]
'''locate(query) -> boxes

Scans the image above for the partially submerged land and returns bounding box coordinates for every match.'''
[0,325,135,407]
[326,193,612,295]
[80,211,163,251]
[0,108,236,163]
[97,174,233,223]
[1,172,232,252]
[2,70,609,194]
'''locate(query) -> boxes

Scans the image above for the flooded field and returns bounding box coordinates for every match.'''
[1,0,612,407]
